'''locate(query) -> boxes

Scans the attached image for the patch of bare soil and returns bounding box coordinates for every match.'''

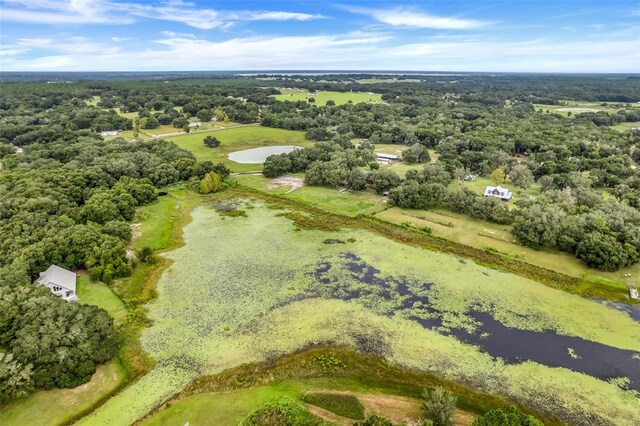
[359,394,476,426]
[268,175,305,193]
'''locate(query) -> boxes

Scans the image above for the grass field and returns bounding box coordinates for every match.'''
[274,89,383,106]
[533,100,639,117]
[77,199,640,426]
[141,378,474,426]
[0,359,127,426]
[611,121,640,131]
[233,174,386,216]
[76,274,128,325]
[166,125,310,172]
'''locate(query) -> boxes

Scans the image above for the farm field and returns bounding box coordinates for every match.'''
[374,207,639,286]
[166,125,310,172]
[77,198,640,426]
[274,88,383,105]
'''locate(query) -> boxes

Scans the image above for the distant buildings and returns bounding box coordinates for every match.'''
[376,153,398,164]
[463,174,477,181]
[484,185,513,201]
[37,265,78,302]
[188,122,201,128]
[101,130,118,136]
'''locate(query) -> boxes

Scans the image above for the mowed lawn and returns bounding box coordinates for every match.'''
[76,274,128,325]
[166,125,311,172]
[274,89,383,106]
[0,359,127,426]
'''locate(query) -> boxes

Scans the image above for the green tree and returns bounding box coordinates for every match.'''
[142,115,160,129]
[203,135,221,148]
[576,231,638,271]
[403,143,431,164]
[199,171,222,194]
[421,387,457,426]
[326,100,336,106]
[491,168,506,185]
[196,109,213,122]
[509,165,534,189]
[263,154,292,178]
[371,170,402,194]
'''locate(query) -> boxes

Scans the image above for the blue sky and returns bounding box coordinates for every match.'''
[0,0,638,72]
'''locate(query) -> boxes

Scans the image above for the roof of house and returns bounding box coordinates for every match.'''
[376,153,399,160]
[484,185,512,198]
[38,265,76,292]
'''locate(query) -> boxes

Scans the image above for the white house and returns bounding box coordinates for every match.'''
[101,130,118,136]
[37,265,78,302]
[484,185,513,201]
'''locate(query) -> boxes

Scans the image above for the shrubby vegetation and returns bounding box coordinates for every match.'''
[240,399,322,426]
[472,406,544,426]
[0,285,117,403]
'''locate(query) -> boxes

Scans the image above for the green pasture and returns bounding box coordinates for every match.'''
[274,89,383,106]
[166,125,310,172]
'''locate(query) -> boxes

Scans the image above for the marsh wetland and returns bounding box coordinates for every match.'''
[79,199,640,426]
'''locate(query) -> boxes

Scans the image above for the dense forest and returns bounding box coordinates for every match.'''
[0,74,639,401]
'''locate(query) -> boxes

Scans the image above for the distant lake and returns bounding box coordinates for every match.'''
[228,145,301,163]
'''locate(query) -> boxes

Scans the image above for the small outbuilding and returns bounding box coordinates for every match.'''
[631,288,639,300]
[101,130,118,136]
[484,185,513,201]
[37,265,78,302]
[188,122,201,128]
[376,153,399,164]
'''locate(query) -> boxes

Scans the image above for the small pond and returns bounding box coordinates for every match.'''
[228,145,302,163]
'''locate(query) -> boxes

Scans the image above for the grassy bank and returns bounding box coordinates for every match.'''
[166,125,310,172]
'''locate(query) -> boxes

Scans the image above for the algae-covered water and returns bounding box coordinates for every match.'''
[78,202,640,426]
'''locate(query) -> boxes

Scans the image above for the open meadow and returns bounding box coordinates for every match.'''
[166,125,310,172]
[76,198,640,426]
[274,88,383,106]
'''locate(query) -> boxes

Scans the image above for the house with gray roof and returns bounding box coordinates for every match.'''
[484,185,513,201]
[37,265,78,302]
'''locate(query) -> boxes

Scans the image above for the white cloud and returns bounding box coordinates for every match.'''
[2,31,637,73]
[0,0,324,28]
[343,5,489,29]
